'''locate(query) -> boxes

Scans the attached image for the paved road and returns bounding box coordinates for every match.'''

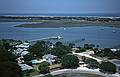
[33,48,120,77]
[72,52,102,62]
[33,67,120,77]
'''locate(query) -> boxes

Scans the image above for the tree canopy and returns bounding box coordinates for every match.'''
[0,61,22,77]
[0,39,23,77]
[0,45,17,62]
[84,44,94,49]
[99,61,116,74]
[50,42,71,58]
[61,55,79,69]
[50,46,71,58]
[84,58,99,69]
[38,62,50,74]
[95,48,114,59]
[28,41,48,58]
[75,48,86,53]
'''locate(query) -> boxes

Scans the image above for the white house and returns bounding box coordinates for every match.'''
[16,42,29,49]
[42,54,57,65]
[111,49,117,52]
[17,57,24,64]
[13,48,23,55]
[31,59,46,64]
[31,54,57,65]
[21,51,29,56]
[13,48,29,57]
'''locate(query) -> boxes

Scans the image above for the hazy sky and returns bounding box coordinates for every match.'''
[0,0,120,13]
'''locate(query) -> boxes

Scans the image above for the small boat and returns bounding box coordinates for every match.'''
[101,27,104,30]
[112,26,116,33]
[63,27,66,30]
[81,38,85,41]
[112,30,116,33]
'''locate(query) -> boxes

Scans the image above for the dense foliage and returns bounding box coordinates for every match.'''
[50,42,71,58]
[99,61,116,74]
[84,44,94,49]
[61,55,79,69]
[38,62,50,74]
[28,41,48,58]
[84,58,99,69]
[75,48,86,53]
[23,54,34,61]
[95,48,114,59]
[0,61,22,77]
[0,39,23,77]
[68,43,75,48]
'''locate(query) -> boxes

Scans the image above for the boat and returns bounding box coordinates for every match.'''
[81,38,85,41]
[101,27,105,30]
[63,28,66,30]
[62,26,66,30]
[112,30,116,33]
[112,26,116,33]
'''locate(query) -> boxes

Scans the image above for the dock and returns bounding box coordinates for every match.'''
[29,36,63,42]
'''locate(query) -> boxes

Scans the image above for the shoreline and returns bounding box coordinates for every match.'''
[1,14,120,18]
[15,20,120,28]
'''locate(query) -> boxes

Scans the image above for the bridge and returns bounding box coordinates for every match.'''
[29,36,63,42]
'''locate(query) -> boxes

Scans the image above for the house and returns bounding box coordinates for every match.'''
[19,64,33,71]
[42,54,57,65]
[50,44,54,48]
[16,42,29,49]
[13,48,23,56]
[111,49,117,52]
[17,57,24,64]
[31,54,57,65]
[13,48,29,57]
[31,59,46,65]
[20,51,29,56]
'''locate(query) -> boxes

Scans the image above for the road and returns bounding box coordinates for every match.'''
[33,67,120,77]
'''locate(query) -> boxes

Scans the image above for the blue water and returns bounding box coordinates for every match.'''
[0,22,120,48]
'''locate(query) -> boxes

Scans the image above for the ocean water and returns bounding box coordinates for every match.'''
[0,22,120,48]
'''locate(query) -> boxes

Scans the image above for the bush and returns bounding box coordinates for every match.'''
[38,62,50,74]
[75,48,86,53]
[84,58,99,69]
[99,61,116,74]
[0,61,23,77]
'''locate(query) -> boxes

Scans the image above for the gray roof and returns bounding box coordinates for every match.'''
[19,64,33,71]
[42,54,57,59]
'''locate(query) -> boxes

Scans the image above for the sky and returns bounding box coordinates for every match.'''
[0,0,120,14]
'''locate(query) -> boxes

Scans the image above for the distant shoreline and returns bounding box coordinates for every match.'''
[0,15,120,28]
[15,20,120,28]
[1,13,120,17]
